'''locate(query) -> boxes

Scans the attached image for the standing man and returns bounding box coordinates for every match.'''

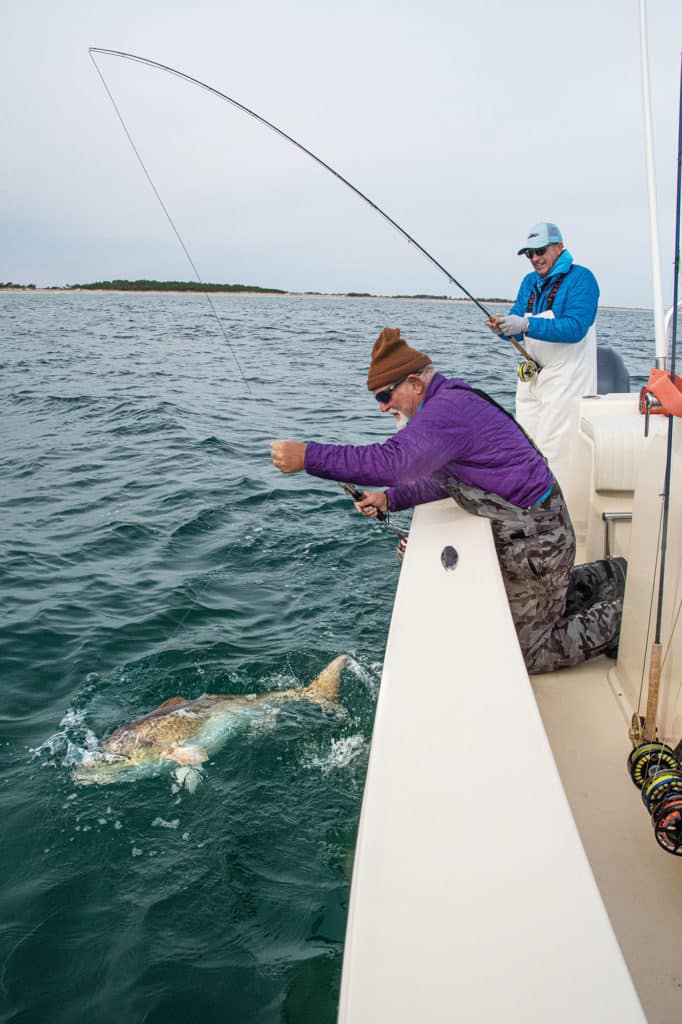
[270,327,624,675]
[486,222,599,488]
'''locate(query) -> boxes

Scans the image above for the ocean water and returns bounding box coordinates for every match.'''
[0,291,657,1023]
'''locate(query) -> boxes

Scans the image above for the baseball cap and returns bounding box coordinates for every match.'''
[517,222,563,255]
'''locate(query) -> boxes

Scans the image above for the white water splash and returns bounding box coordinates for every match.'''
[151,817,180,830]
[30,707,100,762]
[173,765,203,793]
[346,656,382,698]
[303,734,367,775]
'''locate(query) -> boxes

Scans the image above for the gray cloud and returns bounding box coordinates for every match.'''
[2,0,681,309]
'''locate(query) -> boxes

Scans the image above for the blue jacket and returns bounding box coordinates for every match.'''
[304,374,554,510]
[509,250,599,344]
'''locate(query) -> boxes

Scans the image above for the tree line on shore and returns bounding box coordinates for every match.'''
[68,279,288,293]
[1,280,511,302]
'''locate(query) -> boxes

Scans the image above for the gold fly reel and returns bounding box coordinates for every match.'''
[517,360,539,382]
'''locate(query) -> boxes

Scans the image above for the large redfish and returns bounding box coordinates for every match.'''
[72,655,346,788]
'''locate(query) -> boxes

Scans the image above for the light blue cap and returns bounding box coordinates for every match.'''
[517,222,563,255]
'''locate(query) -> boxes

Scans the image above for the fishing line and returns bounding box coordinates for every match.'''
[89,49,253,394]
[91,48,255,664]
[89,47,535,367]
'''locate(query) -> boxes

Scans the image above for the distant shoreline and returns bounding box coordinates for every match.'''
[0,286,509,304]
[0,286,649,312]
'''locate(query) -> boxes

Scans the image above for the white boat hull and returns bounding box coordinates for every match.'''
[339,492,646,1022]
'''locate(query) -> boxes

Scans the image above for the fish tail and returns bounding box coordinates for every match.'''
[303,655,347,704]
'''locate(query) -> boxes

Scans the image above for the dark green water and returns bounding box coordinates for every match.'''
[0,292,654,1023]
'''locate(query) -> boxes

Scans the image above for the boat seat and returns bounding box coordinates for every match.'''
[576,409,668,561]
[580,414,649,492]
[597,345,630,394]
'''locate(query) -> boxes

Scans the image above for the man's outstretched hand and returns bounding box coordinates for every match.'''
[270,440,307,473]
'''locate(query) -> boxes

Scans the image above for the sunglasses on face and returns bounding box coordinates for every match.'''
[525,246,548,259]
[374,375,408,403]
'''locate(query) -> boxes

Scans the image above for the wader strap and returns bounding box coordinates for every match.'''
[524,272,567,314]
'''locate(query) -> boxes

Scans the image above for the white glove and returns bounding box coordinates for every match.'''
[498,314,529,336]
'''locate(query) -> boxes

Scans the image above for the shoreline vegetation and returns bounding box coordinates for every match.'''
[0,280,649,311]
[0,279,512,303]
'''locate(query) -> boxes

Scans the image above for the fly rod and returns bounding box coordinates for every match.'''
[89,47,536,367]
[643,53,682,743]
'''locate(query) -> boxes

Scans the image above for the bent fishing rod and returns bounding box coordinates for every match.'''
[89,47,536,368]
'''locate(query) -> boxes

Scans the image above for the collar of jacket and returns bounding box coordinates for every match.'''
[407,372,465,420]
[533,248,573,289]
[423,372,449,405]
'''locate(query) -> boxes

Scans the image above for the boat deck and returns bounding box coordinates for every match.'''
[532,657,682,1023]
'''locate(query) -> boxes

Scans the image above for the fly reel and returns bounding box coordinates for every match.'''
[627,742,681,790]
[641,769,682,813]
[652,794,682,855]
[628,742,682,855]
[517,360,539,383]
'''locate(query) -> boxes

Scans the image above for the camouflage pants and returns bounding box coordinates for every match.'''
[440,477,623,674]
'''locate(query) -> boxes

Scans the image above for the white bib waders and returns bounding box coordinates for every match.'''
[515,311,597,489]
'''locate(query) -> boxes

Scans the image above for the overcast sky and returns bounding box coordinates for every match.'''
[3,0,681,308]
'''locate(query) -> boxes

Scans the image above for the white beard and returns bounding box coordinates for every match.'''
[391,411,408,431]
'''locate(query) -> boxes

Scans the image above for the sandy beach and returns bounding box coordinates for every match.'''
[0,289,648,311]
[2,287,507,304]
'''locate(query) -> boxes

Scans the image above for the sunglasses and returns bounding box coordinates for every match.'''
[525,246,547,259]
[374,375,408,403]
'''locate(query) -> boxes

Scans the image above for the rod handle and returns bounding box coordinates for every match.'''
[644,642,663,741]
[341,483,386,521]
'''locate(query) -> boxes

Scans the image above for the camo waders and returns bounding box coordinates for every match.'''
[439,477,623,674]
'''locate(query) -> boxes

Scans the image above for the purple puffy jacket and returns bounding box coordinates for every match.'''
[303,373,554,511]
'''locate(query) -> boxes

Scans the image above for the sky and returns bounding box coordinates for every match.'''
[2,0,681,309]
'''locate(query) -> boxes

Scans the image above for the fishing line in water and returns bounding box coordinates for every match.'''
[88,47,536,368]
[89,53,266,653]
[89,50,253,395]
[89,49,258,659]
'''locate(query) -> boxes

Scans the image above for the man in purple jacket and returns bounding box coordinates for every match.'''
[270,327,624,674]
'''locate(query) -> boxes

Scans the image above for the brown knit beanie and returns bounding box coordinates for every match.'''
[366,328,431,390]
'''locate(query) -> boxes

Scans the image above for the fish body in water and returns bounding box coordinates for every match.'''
[72,655,346,786]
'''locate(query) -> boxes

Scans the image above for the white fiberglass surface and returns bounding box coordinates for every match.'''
[339,499,645,1023]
